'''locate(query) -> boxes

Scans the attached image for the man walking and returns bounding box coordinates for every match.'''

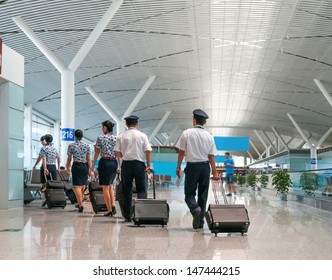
[224,152,236,196]
[114,115,152,222]
[176,109,219,230]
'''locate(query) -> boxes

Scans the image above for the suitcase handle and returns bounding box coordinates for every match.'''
[211,178,228,205]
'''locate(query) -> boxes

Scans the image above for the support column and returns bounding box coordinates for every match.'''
[24,104,32,169]
[53,120,61,159]
[60,70,75,165]
[13,1,123,165]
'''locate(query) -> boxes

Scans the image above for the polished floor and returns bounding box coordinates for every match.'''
[1,184,332,260]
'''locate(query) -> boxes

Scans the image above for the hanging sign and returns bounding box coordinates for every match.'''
[61,128,75,141]
[310,158,317,164]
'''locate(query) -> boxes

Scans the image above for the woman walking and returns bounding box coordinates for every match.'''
[91,120,118,216]
[65,129,92,212]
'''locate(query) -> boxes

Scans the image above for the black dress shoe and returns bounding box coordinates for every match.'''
[42,201,47,207]
[111,206,117,215]
[104,211,113,216]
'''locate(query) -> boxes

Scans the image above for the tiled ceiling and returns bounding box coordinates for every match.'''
[1,0,332,158]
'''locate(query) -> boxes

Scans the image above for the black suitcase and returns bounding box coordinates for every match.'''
[115,172,126,218]
[65,188,77,204]
[205,179,250,236]
[131,171,170,227]
[88,180,107,214]
[44,174,67,209]
[58,170,77,204]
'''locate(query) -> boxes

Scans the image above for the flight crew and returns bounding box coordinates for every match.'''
[32,135,46,192]
[65,129,92,213]
[40,134,61,206]
[114,115,152,222]
[176,109,219,229]
[91,120,118,216]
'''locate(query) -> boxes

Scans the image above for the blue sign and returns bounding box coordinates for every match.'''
[311,158,317,164]
[214,136,249,151]
[61,128,74,141]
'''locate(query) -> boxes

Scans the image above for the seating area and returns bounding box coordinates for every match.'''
[153,174,173,187]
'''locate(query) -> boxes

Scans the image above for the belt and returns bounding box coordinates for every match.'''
[101,157,116,160]
[74,161,87,164]
[187,161,209,165]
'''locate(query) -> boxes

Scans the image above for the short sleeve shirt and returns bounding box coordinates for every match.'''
[39,144,59,165]
[95,133,117,158]
[175,126,216,162]
[114,128,152,162]
[67,140,91,163]
[224,158,235,174]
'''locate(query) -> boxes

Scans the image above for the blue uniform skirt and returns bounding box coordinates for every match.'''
[72,162,89,186]
[98,158,118,185]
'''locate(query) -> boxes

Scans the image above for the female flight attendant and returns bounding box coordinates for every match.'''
[66,129,92,213]
[91,120,118,216]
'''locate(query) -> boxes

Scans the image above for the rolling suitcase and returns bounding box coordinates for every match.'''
[131,171,170,227]
[58,170,77,204]
[115,172,126,218]
[44,174,67,209]
[88,180,107,214]
[205,179,250,236]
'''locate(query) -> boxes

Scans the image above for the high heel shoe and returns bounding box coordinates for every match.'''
[104,211,113,216]
[112,206,117,215]
[78,206,84,213]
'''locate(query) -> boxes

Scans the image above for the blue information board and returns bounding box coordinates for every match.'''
[214,136,249,151]
[61,128,75,141]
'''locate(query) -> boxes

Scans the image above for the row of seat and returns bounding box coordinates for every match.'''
[153,174,173,187]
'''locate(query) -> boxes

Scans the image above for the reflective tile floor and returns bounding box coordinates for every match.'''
[1,185,332,260]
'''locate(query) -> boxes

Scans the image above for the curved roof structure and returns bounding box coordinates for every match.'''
[1,0,332,158]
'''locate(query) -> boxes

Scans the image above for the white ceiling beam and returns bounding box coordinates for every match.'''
[254,130,268,149]
[68,0,123,72]
[287,113,313,147]
[122,76,156,120]
[12,16,66,73]
[262,130,278,153]
[316,126,332,148]
[85,86,124,134]
[149,111,172,142]
[314,79,332,108]
[271,127,290,152]
[164,126,179,145]
[249,139,261,159]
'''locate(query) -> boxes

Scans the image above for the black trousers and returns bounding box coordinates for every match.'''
[121,160,146,220]
[184,162,210,224]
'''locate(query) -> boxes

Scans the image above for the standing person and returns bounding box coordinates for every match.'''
[175,109,219,230]
[65,129,92,213]
[40,134,61,206]
[91,120,118,216]
[114,115,152,222]
[224,152,236,196]
[32,135,46,192]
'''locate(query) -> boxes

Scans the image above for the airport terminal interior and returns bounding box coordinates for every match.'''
[1,0,332,260]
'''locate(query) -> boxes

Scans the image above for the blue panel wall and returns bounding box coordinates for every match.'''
[151,161,177,181]
[214,136,249,151]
